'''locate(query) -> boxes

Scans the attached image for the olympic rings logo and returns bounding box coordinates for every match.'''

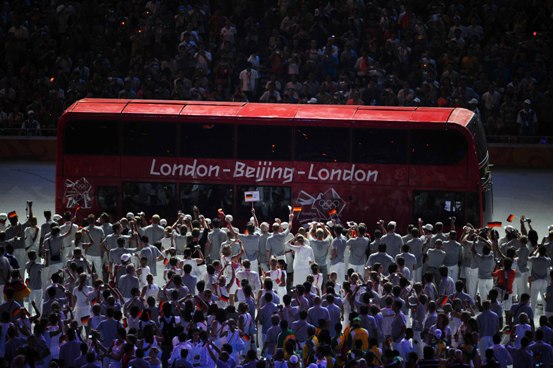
[318,199,341,210]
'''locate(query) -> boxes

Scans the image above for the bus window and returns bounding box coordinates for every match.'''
[411,130,466,165]
[181,123,234,158]
[466,115,488,165]
[179,184,233,216]
[353,129,408,164]
[122,182,177,218]
[123,122,177,156]
[237,186,291,222]
[237,125,292,161]
[64,120,120,155]
[467,192,481,226]
[295,126,349,162]
[97,186,118,214]
[412,191,466,225]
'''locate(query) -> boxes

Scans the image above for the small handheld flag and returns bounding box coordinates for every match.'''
[244,191,260,202]
[219,295,230,303]
[292,206,302,213]
[163,258,169,266]
[506,214,516,222]
[487,222,502,228]
[328,209,337,216]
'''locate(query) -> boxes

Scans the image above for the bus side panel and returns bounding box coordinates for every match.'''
[291,183,412,231]
[408,164,468,188]
[63,156,121,177]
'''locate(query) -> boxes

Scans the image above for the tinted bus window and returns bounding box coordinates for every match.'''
[353,129,408,164]
[411,130,466,165]
[237,185,291,221]
[180,184,233,216]
[295,126,349,162]
[466,115,488,165]
[122,182,176,217]
[123,122,177,156]
[97,186,118,213]
[64,120,119,155]
[237,125,292,161]
[412,191,467,225]
[181,123,234,158]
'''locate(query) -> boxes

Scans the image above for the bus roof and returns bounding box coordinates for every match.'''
[65,99,474,127]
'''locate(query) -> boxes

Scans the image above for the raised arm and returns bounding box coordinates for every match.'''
[251,208,259,228]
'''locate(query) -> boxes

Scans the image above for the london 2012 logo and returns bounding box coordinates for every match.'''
[64,177,92,209]
[295,188,346,225]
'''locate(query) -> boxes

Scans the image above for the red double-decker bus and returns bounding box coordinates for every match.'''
[56,99,492,229]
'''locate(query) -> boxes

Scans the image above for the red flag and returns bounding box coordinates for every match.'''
[123,318,128,329]
[219,295,229,303]
[293,206,302,213]
[136,310,142,318]
[158,300,165,314]
[243,334,250,342]
[81,315,90,325]
[487,222,502,228]
[244,229,249,235]
[440,296,449,306]
[163,258,169,266]
[506,214,516,222]
[328,209,337,216]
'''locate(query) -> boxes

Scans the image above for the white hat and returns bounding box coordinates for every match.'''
[504,225,515,233]
[547,225,553,231]
[347,221,358,227]
[434,329,442,339]
[225,214,233,223]
[52,214,63,222]
[326,221,334,227]
[0,213,6,221]
[126,212,135,219]
[413,97,421,103]
[160,218,167,226]
[289,355,299,364]
[205,218,212,225]
[307,97,318,104]
[423,224,434,231]
[468,98,478,104]
[28,110,35,115]
[388,221,397,228]
[184,214,192,221]
[524,99,531,104]
[281,222,289,230]
[121,253,131,262]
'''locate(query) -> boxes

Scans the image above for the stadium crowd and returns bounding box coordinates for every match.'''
[0,1,552,137]
[1,201,553,368]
